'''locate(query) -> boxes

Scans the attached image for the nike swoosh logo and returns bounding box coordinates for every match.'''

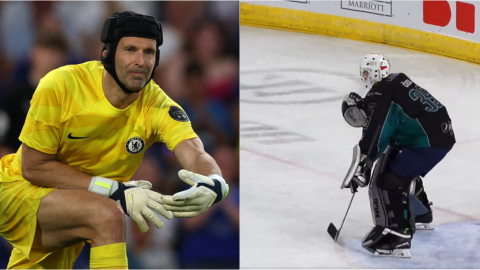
[68,133,91,139]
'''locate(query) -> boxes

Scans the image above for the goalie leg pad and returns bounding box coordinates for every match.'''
[409,177,429,217]
[369,172,413,228]
[364,171,414,255]
[368,146,411,228]
[410,176,434,229]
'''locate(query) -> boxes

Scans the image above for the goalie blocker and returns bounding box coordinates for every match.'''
[341,144,372,192]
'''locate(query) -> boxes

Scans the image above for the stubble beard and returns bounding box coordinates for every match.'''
[124,76,145,92]
[119,69,151,93]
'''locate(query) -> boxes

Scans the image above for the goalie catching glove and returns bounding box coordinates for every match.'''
[342,92,368,128]
[162,170,229,218]
[88,177,173,233]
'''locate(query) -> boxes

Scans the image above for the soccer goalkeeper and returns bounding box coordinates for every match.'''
[0,11,228,269]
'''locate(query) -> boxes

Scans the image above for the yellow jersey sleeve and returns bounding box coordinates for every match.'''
[150,96,197,151]
[19,72,64,154]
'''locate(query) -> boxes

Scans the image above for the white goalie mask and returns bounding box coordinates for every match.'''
[360,53,391,90]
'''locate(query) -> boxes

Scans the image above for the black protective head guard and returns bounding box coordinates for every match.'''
[100,11,163,93]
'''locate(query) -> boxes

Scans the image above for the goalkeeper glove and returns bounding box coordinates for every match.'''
[88,177,173,233]
[163,169,229,218]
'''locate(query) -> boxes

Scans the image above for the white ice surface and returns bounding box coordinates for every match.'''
[240,26,480,268]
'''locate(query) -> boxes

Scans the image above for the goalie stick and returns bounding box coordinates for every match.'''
[327,124,381,242]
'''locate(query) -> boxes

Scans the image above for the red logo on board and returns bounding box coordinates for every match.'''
[423,1,475,33]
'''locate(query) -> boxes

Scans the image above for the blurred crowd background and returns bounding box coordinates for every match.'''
[0,1,239,269]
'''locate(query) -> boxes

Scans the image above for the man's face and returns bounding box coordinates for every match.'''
[114,37,156,92]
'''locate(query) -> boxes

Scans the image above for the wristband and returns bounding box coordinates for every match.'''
[88,176,119,197]
[208,174,229,200]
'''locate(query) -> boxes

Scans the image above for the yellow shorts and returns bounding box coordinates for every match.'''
[0,180,84,269]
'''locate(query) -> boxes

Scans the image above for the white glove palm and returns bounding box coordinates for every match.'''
[124,188,173,233]
[89,177,172,233]
[163,170,229,218]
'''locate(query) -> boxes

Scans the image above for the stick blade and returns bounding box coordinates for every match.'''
[327,223,338,241]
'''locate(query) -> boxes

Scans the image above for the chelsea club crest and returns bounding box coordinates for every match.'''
[126,137,145,154]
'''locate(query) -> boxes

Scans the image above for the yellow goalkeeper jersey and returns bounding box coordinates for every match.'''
[0,61,197,183]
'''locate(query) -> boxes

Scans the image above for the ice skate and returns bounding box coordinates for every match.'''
[371,228,412,258]
[362,225,412,258]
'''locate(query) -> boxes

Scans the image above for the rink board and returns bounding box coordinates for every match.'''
[240,2,480,65]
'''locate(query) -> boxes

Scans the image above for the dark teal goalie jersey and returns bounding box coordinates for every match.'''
[359,73,456,158]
